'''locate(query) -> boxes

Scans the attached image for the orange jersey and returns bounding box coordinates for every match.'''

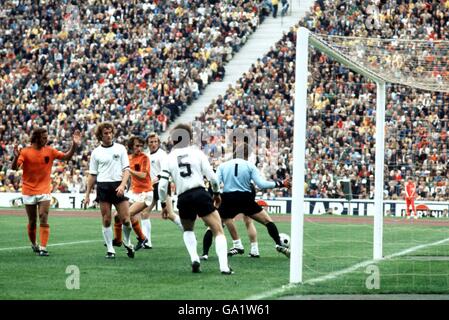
[405,182,416,199]
[17,146,65,195]
[129,153,153,193]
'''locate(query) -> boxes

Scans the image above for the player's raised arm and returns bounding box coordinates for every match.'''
[249,163,277,189]
[61,130,81,161]
[11,144,22,170]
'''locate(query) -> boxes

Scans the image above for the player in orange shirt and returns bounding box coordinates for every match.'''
[111,136,151,250]
[11,127,81,256]
[405,177,418,220]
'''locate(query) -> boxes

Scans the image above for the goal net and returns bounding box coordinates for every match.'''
[290,27,449,293]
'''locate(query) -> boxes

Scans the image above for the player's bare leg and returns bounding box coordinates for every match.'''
[223,217,245,256]
[243,215,259,258]
[25,204,39,253]
[115,200,134,258]
[129,202,150,250]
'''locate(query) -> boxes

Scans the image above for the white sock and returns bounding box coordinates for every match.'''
[122,223,132,247]
[250,242,259,255]
[215,234,230,272]
[183,231,199,263]
[141,219,152,245]
[173,214,184,231]
[102,226,115,253]
[232,239,243,249]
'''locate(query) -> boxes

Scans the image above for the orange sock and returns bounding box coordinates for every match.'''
[132,221,146,241]
[114,222,123,243]
[27,224,36,245]
[39,224,50,248]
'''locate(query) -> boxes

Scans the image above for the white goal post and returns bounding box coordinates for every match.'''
[290,27,389,283]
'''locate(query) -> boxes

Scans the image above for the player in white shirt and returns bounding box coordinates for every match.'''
[159,124,233,275]
[84,122,134,259]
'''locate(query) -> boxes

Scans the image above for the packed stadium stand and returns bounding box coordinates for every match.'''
[2,0,449,202]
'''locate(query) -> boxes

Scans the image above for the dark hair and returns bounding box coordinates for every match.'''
[127,136,145,150]
[30,128,48,144]
[95,122,115,141]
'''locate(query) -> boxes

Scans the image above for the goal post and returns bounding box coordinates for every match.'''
[290,27,387,283]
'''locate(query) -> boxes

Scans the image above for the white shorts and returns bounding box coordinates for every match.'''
[22,194,52,205]
[126,191,154,207]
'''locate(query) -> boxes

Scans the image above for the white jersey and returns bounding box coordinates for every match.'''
[148,147,168,181]
[89,143,130,182]
[159,146,219,198]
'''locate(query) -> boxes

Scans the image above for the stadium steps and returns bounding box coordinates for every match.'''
[160,0,315,141]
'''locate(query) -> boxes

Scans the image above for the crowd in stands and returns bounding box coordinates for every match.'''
[191,0,449,201]
[3,0,449,203]
[0,0,268,193]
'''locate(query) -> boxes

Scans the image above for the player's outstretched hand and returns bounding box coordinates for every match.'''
[275,178,291,189]
[72,130,82,147]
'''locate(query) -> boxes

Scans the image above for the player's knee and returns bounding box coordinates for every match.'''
[38,213,48,224]
[103,219,112,227]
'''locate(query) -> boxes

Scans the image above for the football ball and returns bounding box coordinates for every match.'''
[279,233,290,248]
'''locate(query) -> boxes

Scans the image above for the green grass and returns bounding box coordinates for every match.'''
[1,213,449,299]
[0,213,291,300]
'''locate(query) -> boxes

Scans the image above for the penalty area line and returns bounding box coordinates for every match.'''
[0,239,102,251]
[245,236,449,300]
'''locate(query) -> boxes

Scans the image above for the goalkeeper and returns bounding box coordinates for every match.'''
[205,142,291,258]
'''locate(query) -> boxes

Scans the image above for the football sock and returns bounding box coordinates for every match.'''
[132,221,146,241]
[250,242,259,255]
[183,231,199,263]
[122,222,132,247]
[202,229,213,255]
[215,234,230,272]
[39,223,50,248]
[102,226,115,253]
[232,239,243,249]
[141,219,152,245]
[173,214,184,231]
[266,222,282,246]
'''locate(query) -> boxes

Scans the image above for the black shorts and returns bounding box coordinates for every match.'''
[218,191,262,219]
[96,182,129,205]
[177,187,216,221]
[153,182,171,202]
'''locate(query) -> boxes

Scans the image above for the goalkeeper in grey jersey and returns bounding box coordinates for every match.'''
[158,124,233,275]
[215,142,291,258]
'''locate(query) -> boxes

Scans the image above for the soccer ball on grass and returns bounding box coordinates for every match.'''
[279,233,290,248]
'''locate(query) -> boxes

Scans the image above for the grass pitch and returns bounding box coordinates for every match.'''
[1,212,449,300]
